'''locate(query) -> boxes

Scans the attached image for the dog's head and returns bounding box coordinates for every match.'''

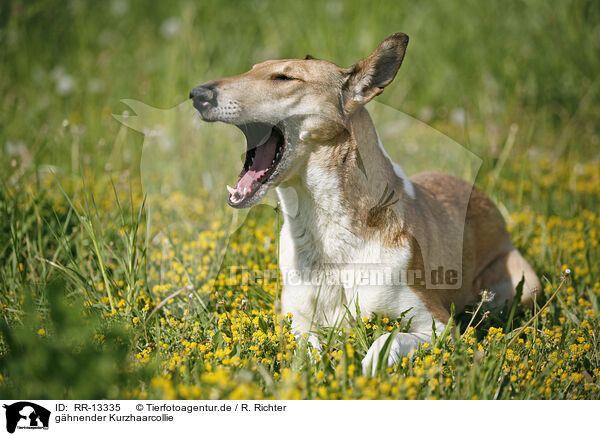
[190,33,408,208]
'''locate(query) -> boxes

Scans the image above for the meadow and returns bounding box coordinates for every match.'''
[0,0,599,399]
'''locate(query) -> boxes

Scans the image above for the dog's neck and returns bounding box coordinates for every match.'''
[276,107,413,263]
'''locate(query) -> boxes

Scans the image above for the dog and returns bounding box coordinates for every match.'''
[190,33,541,375]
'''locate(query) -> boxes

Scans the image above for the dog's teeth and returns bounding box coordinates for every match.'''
[226,185,235,195]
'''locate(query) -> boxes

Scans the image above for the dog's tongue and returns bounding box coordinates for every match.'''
[234,133,278,195]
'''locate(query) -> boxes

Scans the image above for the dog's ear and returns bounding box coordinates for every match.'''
[343,33,408,113]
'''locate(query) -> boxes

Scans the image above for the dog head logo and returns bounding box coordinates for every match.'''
[3,402,50,434]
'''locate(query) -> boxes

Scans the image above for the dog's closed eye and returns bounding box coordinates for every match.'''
[272,74,296,81]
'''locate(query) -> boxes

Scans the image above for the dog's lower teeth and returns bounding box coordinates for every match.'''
[226,185,235,195]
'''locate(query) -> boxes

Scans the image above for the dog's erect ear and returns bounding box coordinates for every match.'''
[343,33,408,113]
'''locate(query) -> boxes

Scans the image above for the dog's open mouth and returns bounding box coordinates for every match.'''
[227,122,285,206]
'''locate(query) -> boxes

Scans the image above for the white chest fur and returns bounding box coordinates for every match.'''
[275,165,435,335]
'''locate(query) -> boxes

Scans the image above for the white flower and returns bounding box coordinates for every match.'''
[51,66,76,96]
[5,140,25,156]
[160,17,181,39]
[110,0,129,16]
[450,107,466,126]
[480,289,496,304]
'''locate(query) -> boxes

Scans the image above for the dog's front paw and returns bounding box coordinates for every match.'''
[361,333,400,377]
[361,332,431,377]
[306,333,322,354]
[294,332,323,363]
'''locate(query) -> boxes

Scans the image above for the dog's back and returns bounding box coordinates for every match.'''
[408,171,540,320]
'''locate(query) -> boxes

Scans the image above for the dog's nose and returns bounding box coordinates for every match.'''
[190,85,216,110]
[189,85,214,101]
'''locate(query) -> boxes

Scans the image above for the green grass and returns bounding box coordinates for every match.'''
[0,0,599,399]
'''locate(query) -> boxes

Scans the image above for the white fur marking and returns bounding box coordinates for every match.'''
[299,130,310,142]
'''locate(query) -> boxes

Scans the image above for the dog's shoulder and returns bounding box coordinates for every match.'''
[410,171,498,218]
[410,171,472,196]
